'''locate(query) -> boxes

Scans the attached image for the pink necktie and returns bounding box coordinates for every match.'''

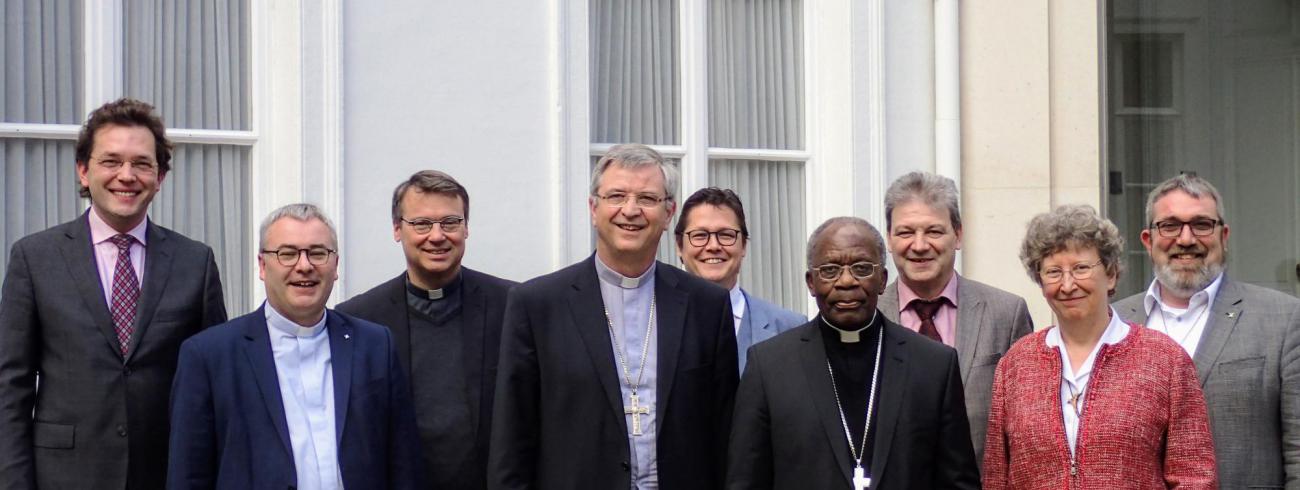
[109,234,140,355]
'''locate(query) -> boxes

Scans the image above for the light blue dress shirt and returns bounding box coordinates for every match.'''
[265,303,343,490]
[594,257,659,489]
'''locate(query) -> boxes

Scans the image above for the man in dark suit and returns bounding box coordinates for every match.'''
[673,187,805,373]
[338,170,515,488]
[168,204,423,490]
[1113,173,1300,489]
[728,217,979,490]
[0,98,227,490]
[489,144,738,489]
[876,171,1033,465]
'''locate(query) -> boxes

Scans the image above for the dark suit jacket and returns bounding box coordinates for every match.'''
[1115,277,1300,489]
[0,213,227,490]
[727,318,980,490]
[878,276,1034,466]
[166,308,424,490]
[337,267,516,488]
[488,256,738,489]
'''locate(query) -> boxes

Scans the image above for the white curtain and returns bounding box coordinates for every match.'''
[589,0,679,145]
[711,160,805,313]
[0,0,84,278]
[124,0,251,312]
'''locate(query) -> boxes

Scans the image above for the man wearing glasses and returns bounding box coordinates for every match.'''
[338,170,516,489]
[1114,173,1300,490]
[727,217,978,489]
[0,98,227,490]
[168,204,423,489]
[673,187,805,373]
[490,144,737,489]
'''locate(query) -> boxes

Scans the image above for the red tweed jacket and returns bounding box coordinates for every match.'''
[982,323,1217,489]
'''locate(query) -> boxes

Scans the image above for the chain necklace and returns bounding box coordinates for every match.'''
[603,293,656,436]
[826,324,884,490]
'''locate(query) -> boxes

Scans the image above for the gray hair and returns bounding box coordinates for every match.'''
[806,217,886,268]
[259,203,339,251]
[1144,173,1226,226]
[884,171,962,232]
[590,144,680,202]
[391,170,470,224]
[1019,204,1124,289]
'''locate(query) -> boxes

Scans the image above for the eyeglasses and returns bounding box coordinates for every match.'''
[1150,218,1221,238]
[1039,260,1103,284]
[682,228,742,247]
[595,192,669,208]
[810,262,881,282]
[400,216,465,234]
[260,247,336,266]
[93,157,159,175]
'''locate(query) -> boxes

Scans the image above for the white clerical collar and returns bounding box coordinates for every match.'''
[1142,272,1224,315]
[594,254,655,289]
[729,284,746,321]
[820,310,879,343]
[264,301,328,338]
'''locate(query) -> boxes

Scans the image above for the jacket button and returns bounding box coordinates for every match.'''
[123,367,132,376]
[621,461,630,472]
[116,425,127,437]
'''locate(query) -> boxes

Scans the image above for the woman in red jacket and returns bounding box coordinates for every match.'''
[983,204,1216,489]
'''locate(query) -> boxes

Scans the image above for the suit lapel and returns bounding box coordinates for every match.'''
[242,309,293,456]
[461,271,487,443]
[566,259,625,419]
[878,283,901,324]
[382,275,413,378]
[869,323,910,484]
[61,214,121,360]
[955,279,985,384]
[1194,279,1244,386]
[328,312,355,443]
[654,266,686,412]
[745,291,775,344]
[798,324,855,487]
[125,222,174,363]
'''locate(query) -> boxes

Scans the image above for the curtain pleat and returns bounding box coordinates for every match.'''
[710,159,805,313]
[590,0,679,145]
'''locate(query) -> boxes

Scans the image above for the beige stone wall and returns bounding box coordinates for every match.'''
[960,0,1102,328]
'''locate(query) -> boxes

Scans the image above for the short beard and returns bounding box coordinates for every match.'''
[1154,259,1224,299]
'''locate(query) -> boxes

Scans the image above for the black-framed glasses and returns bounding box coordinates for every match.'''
[1039,260,1103,284]
[681,228,742,247]
[810,262,880,282]
[401,216,465,234]
[1150,218,1221,238]
[260,247,336,266]
[92,156,159,175]
[595,192,669,208]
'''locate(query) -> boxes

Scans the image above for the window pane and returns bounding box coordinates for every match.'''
[1107,1,1300,297]
[149,144,250,313]
[123,0,250,130]
[708,0,804,150]
[589,0,679,145]
[0,0,83,124]
[709,159,805,314]
[0,139,82,275]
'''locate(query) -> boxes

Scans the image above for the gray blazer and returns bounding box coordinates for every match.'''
[736,289,806,373]
[0,213,227,490]
[1115,277,1300,489]
[878,275,1033,468]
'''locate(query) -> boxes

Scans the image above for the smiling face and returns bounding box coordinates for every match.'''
[1140,190,1229,301]
[395,190,467,289]
[76,124,166,232]
[259,217,338,326]
[590,164,675,269]
[806,223,888,329]
[1040,246,1115,327]
[677,204,747,290]
[888,200,962,296]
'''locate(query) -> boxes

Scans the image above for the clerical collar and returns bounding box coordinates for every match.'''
[820,310,880,343]
[264,301,328,338]
[594,255,655,289]
[406,271,462,300]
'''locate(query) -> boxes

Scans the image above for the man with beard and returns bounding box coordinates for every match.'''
[727,217,978,490]
[1114,173,1300,489]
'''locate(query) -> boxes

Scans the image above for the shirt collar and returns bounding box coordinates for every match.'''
[729,284,746,320]
[88,207,148,247]
[264,301,329,338]
[406,270,462,300]
[896,273,960,311]
[594,254,655,290]
[1142,271,1225,315]
[1045,307,1130,350]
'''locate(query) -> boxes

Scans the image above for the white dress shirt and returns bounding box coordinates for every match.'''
[1045,308,1130,455]
[1142,273,1223,356]
[87,209,147,306]
[265,304,343,490]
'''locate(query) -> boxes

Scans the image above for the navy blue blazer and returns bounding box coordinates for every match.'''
[167,307,424,490]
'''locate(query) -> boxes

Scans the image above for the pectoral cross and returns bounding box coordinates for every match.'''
[624,392,651,436]
[853,465,871,490]
[1068,392,1082,412]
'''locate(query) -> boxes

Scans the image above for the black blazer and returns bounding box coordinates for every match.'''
[727,318,979,490]
[0,213,227,490]
[336,267,516,488]
[488,256,738,489]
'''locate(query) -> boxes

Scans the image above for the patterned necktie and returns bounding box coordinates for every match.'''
[910,298,946,343]
[109,234,141,355]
